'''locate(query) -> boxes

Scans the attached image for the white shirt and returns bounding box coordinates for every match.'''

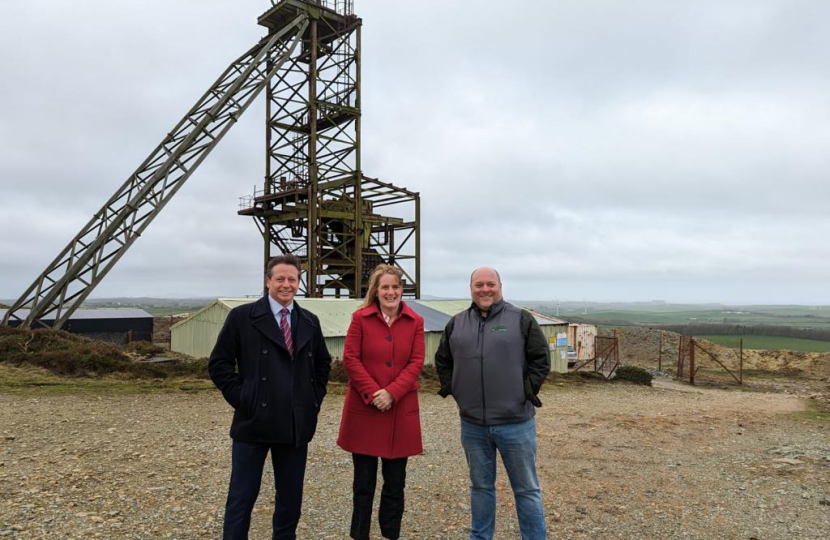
[268,296,294,330]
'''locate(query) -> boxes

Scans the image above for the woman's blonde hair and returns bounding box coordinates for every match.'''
[360,264,404,309]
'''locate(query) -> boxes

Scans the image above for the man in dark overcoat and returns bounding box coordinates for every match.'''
[209,254,332,540]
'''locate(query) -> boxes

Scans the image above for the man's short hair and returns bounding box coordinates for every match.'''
[470,267,502,285]
[266,254,302,278]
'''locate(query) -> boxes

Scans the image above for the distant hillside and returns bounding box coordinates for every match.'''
[531,304,830,331]
[81,298,214,316]
[83,297,215,308]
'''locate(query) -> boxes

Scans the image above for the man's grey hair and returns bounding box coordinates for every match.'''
[470,267,502,285]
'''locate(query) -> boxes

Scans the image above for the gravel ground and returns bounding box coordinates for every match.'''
[1,381,829,539]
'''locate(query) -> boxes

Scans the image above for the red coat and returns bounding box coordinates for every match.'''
[337,301,425,458]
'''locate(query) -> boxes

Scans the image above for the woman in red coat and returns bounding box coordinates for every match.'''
[337,264,425,540]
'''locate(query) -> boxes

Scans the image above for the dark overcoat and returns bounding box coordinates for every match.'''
[209,296,332,446]
[337,302,425,459]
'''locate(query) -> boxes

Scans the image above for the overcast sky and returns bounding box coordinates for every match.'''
[1,0,828,305]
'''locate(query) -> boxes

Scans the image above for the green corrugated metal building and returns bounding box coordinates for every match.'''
[171,298,569,372]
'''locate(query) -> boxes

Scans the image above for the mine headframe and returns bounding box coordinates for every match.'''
[238,0,420,299]
[1,0,420,330]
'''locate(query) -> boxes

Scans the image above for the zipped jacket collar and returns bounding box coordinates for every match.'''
[469,299,505,320]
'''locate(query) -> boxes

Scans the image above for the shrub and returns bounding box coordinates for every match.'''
[0,326,131,375]
[0,326,209,379]
[575,370,607,381]
[124,341,166,357]
[329,360,349,384]
[417,364,442,390]
[162,358,210,379]
[612,365,653,386]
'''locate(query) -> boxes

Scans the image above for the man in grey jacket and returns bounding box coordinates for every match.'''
[435,267,550,540]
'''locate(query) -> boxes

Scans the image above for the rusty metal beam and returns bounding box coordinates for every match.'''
[3,15,309,329]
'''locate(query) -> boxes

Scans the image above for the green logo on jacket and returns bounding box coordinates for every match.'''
[491,326,507,332]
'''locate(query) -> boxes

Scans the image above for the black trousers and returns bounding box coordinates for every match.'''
[223,440,308,540]
[350,453,408,540]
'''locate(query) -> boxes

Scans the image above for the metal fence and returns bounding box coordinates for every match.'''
[572,336,620,379]
[676,336,743,386]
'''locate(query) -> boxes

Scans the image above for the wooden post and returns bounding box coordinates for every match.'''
[739,338,743,385]
[689,338,696,385]
[658,331,663,371]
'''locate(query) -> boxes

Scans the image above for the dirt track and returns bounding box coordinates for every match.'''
[1,380,829,539]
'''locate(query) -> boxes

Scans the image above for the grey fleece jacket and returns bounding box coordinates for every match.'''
[434,300,551,426]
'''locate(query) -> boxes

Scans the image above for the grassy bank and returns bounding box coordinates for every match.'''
[0,325,209,379]
[0,364,215,394]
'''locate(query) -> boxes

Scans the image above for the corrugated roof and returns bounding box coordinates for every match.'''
[210,298,452,334]
[405,301,451,332]
[293,298,362,335]
[214,297,362,336]
[418,300,567,326]
[523,309,568,326]
[417,300,473,317]
[0,308,152,321]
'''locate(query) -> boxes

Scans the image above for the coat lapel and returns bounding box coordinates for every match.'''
[293,301,315,354]
[251,295,290,353]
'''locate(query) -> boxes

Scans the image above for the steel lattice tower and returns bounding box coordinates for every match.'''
[2,0,419,330]
[239,0,420,299]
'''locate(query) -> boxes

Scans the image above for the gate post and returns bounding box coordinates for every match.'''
[689,337,696,385]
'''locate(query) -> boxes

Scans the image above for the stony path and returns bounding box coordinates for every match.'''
[1,381,828,539]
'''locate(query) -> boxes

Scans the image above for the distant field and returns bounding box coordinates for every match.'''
[538,307,830,330]
[144,307,202,317]
[697,335,830,353]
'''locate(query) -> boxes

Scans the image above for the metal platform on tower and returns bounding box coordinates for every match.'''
[242,0,420,299]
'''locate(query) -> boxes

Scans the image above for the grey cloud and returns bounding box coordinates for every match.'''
[1,0,828,303]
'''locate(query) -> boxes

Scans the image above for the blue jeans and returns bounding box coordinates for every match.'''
[460,417,546,540]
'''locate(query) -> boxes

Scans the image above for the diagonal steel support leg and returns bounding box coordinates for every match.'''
[2,15,309,329]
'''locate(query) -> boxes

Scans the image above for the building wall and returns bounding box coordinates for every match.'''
[423,332,443,367]
[4,314,152,344]
[331,329,562,371]
[171,301,569,373]
[326,332,443,367]
[538,323,570,373]
[325,336,347,362]
[171,303,230,358]
[577,325,597,360]
[66,318,154,342]
[568,324,597,361]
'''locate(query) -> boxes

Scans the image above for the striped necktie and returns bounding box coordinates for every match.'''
[280,308,293,358]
